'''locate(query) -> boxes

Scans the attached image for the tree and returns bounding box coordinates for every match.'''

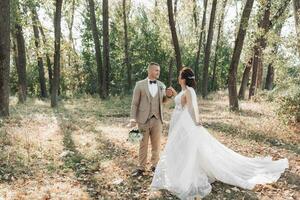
[67,0,77,60]
[11,1,27,103]
[31,7,47,98]
[195,0,208,87]
[192,0,198,29]
[51,0,63,107]
[293,0,300,55]
[167,0,182,74]
[228,0,254,111]
[123,0,132,91]
[212,0,228,91]
[249,0,271,97]
[265,24,284,90]
[102,0,110,98]
[36,16,53,94]
[87,0,104,97]
[238,57,252,99]
[249,0,291,98]
[0,0,10,117]
[202,0,217,98]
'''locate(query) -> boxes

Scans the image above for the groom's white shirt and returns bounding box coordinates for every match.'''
[147,78,158,97]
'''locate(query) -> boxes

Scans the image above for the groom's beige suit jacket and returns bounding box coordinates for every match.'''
[130,78,167,124]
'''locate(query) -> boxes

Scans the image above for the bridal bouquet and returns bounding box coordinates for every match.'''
[127,128,143,143]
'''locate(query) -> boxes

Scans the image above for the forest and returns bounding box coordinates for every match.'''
[0,0,299,199]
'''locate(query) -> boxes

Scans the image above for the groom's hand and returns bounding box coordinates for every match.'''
[166,87,176,97]
[127,119,137,128]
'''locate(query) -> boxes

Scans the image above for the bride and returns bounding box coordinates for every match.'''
[150,67,288,199]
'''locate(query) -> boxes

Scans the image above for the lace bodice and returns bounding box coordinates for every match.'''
[174,90,185,111]
[173,87,199,123]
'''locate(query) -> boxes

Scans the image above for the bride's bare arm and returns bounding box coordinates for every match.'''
[183,90,201,125]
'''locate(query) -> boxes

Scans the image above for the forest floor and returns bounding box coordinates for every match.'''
[0,91,299,200]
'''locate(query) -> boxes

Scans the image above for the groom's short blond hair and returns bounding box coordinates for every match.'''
[148,62,160,70]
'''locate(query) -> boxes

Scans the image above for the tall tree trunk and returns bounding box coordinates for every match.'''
[265,24,284,90]
[168,57,174,86]
[167,0,182,75]
[293,0,300,55]
[212,0,228,91]
[102,0,109,98]
[87,0,103,97]
[11,1,26,103]
[195,0,208,87]
[123,0,132,91]
[0,0,10,117]
[32,7,47,98]
[14,23,27,103]
[228,0,254,111]
[249,0,291,98]
[67,0,76,67]
[192,0,198,30]
[249,1,271,98]
[51,0,63,107]
[38,21,53,94]
[265,64,274,90]
[202,0,217,98]
[174,0,179,26]
[238,57,253,99]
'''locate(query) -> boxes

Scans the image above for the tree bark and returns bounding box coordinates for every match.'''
[228,0,254,111]
[0,0,10,117]
[238,57,252,99]
[32,7,47,98]
[265,24,284,90]
[249,0,291,98]
[38,21,53,94]
[67,0,77,67]
[13,22,27,103]
[174,0,179,25]
[293,0,300,55]
[102,0,110,98]
[195,0,207,87]
[202,0,217,98]
[168,57,174,86]
[87,0,103,97]
[265,64,274,90]
[167,0,182,75]
[123,0,132,91]
[193,0,198,30]
[212,0,228,91]
[51,0,63,107]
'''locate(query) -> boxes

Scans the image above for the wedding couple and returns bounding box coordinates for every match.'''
[128,62,288,199]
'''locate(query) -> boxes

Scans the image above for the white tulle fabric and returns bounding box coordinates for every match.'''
[151,86,288,199]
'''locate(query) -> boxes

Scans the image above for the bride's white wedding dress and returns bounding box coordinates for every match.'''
[151,86,288,199]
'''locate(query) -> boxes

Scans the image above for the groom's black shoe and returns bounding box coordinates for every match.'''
[151,166,156,172]
[131,169,145,177]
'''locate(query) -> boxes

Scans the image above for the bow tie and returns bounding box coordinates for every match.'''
[149,80,157,84]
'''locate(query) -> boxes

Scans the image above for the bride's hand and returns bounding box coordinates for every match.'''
[166,87,177,97]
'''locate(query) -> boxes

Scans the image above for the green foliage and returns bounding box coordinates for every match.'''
[274,66,300,123]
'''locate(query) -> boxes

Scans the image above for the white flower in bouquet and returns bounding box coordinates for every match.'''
[127,128,143,143]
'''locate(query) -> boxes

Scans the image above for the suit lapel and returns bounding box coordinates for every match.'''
[143,79,151,101]
[157,82,163,102]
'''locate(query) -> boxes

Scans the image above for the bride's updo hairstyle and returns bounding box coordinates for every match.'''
[180,66,196,89]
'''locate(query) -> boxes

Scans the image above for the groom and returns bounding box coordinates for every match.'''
[129,62,174,177]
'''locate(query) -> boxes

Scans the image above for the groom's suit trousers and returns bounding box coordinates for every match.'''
[138,117,162,169]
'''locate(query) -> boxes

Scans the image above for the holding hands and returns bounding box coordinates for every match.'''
[166,86,177,98]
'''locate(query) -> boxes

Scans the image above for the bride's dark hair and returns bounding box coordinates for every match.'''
[180,66,196,89]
